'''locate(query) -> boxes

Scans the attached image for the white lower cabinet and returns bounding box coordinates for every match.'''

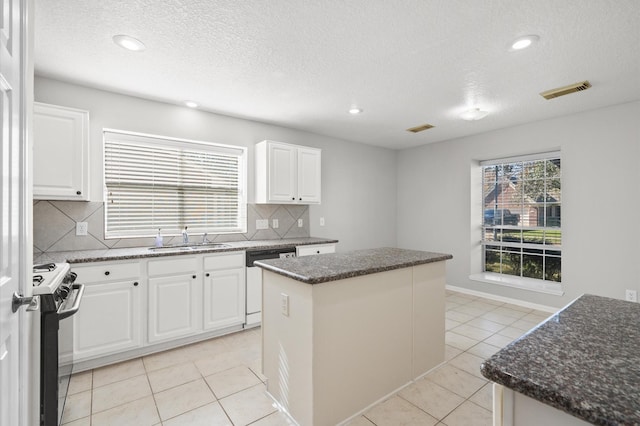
[203,252,245,330]
[148,274,201,343]
[70,252,246,363]
[72,262,142,360]
[147,256,201,343]
[203,268,245,330]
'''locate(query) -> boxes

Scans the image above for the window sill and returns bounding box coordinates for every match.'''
[469,273,564,296]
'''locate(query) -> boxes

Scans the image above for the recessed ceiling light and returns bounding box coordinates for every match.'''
[460,108,489,121]
[183,100,199,108]
[510,35,539,51]
[112,35,146,52]
[349,107,363,115]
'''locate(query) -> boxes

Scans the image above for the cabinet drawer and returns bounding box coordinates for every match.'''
[296,244,336,257]
[148,256,199,277]
[203,252,245,270]
[72,261,140,284]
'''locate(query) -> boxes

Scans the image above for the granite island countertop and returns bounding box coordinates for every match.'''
[481,294,640,425]
[34,237,338,264]
[254,247,452,284]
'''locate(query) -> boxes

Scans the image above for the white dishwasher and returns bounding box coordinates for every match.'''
[245,248,296,327]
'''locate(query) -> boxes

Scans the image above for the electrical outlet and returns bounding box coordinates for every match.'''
[320,217,325,226]
[75,221,88,236]
[625,289,637,302]
[298,218,303,227]
[256,219,269,230]
[281,293,289,316]
[272,219,279,229]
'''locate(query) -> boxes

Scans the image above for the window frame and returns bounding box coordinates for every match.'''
[472,151,562,294]
[103,129,248,239]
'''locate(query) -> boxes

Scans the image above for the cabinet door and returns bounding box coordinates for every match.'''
[73,280,142,360]
[268,142,297,202]
[203,268,246,330]
[148,274,200,343]
[297,147,321,204]
[33,102,89,200]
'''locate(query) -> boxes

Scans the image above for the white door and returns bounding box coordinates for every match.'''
[73,281,142,360]
[203,268,245,330]
[297,147,321,204]
[148,275,200,343]
[268,143,297,202]
[0,0,30,425]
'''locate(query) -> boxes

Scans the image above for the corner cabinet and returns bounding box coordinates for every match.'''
[33,102,90,200]
[255,140,321,204]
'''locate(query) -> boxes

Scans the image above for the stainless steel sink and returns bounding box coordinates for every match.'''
[190,243,231,249]
[148,243,231,252]
[148,246,194,252]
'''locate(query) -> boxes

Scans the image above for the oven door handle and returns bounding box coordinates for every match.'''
[58,283,85,320]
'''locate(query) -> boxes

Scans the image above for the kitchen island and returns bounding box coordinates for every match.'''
[481,294,640,426]
[255,247,452,426]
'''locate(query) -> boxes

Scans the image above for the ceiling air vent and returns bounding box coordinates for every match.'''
[406,124,434,133]
[540,80,592,100]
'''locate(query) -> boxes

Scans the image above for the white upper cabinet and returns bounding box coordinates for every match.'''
[255,140,321,204]
[33,102,90,200]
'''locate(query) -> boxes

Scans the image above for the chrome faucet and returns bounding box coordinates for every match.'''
[202,232,209,244]
[182,226,189,244]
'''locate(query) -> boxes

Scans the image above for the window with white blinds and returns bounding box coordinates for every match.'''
[104,130,247,239]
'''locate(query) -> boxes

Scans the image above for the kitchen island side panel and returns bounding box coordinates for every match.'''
[262,270,314,425]
[412,261,446,377]
[312,268,414,425]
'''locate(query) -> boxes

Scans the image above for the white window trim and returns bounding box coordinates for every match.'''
[103,128,248,239]
[473,150,563,295]
[469,272,564,296]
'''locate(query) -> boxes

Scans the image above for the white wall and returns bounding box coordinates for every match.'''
[34,76,398,252]
[398,101,640,308]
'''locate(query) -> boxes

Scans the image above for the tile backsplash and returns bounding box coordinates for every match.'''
[33,201,309,255]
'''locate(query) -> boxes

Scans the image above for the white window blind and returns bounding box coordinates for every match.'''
[104,130,247,239]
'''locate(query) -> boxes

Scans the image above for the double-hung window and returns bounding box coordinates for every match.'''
[481,152,561,284]
[104,130,247,239]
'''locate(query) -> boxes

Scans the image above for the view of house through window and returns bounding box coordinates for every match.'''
[104,130,247,239]
[481,153,561,282]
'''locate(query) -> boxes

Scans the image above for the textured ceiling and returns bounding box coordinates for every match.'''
[34,0,640,149]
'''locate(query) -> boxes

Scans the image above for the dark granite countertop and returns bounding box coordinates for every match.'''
[254,247,452,284]
[481,294,640,425]
[34,237,338,264]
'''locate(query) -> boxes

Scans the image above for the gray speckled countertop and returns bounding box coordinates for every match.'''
[481,294,640,425]
[35,237,338,264]
[254,247,452,284]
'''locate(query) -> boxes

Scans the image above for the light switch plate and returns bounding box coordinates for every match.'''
[298,218,303,227]
[320,217,325,226]
[256,219,269,230]
[272,219,279,229]
[75,221,88,236]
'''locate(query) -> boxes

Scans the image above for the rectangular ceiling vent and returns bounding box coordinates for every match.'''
[540,80,592,100]
[406,124,434,133]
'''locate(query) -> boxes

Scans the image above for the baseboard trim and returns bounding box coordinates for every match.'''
[446,284,557,313]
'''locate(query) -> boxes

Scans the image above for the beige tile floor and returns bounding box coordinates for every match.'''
[62,290,552,426]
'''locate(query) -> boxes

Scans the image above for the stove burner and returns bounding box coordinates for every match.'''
[33,274,44,285]
[34,263,57,273]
